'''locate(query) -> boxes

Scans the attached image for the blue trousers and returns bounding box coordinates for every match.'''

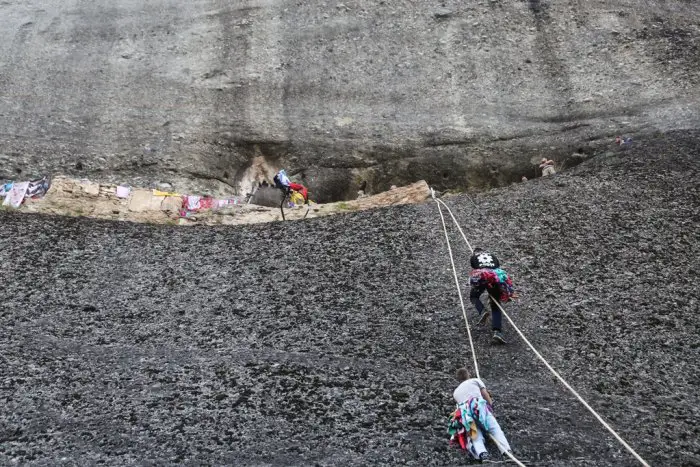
[470,285,502,331]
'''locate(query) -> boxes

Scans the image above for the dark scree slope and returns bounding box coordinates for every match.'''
[1,131,698,466]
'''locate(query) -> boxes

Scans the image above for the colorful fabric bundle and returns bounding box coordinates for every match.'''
[274,169,291,189]
[183,195,201,211]
[0,182,13,197]
[448,397,493,451]
[448,406,475,451]
[0,177,50,202]
[199,197,214,210]
[2,182,29,208]
[470,268,515,301]
[26,177,50,198]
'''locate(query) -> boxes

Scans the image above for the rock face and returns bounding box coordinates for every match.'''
[1,1,699,200]
[0,131,698,466]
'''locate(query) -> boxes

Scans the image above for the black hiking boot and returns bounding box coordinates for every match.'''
[492,331,506,344]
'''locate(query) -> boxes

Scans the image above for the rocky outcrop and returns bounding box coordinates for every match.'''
[1,1,699,200]
[17,176,430,225]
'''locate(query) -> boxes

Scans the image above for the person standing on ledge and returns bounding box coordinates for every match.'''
[539,158,556,176]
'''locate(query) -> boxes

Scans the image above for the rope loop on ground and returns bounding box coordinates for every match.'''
[431,189,650,467]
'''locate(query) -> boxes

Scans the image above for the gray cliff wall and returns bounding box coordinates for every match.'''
[1,0,699,201]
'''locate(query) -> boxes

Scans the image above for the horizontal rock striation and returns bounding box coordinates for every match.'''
[1,1,699,200]
[0,131,698,465]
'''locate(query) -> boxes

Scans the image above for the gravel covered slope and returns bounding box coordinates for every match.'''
[1,132,698,466]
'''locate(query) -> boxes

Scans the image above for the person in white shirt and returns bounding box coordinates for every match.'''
[452,367,512,461]
[539,158,556,176]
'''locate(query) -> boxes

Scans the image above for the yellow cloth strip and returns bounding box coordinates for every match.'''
[153,190,181,197]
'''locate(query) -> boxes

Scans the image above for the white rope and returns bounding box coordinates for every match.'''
[433,190,480,380]
[435,197,474,254]
[435,192,651,467]
[433,190,527,467]
[490,298,650,467]
[488,434,525,467]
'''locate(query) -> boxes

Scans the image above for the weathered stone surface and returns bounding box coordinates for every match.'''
[1,1,698,200]
[249,185,285,208]
[348,180,430,210]
[0,131,697,466]
[160,196,183,213]
[128,190,163,213]
[79,181,101,196]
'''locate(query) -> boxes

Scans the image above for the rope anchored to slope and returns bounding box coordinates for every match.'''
[435,197,480,380]
[434,189,525,466]
[431,189,650,467]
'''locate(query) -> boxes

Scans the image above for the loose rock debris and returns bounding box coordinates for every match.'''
[0,132,698,466]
